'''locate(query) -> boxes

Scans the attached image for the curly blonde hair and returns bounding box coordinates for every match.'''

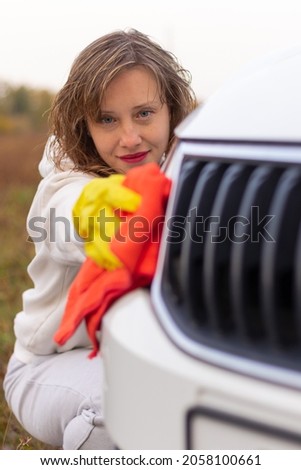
[49,28,197,176]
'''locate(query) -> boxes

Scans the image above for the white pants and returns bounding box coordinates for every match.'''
[3,349,114,450]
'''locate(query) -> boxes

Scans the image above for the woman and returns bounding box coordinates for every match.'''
[3,28,196,450]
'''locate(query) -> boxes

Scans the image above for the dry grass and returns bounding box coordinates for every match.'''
[0,132,58,449]
[0,133,47,186]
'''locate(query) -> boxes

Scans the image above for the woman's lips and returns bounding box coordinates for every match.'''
[119,151,149,163]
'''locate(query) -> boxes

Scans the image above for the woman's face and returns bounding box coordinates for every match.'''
[87,66,170,174]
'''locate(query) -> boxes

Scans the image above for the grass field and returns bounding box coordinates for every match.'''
[0,133,58,449]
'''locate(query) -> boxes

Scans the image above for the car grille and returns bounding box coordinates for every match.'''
[160,154,301,372]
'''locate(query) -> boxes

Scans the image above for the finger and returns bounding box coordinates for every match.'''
[104,185,141,212]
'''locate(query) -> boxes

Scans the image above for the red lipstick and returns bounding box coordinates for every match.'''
[119,151,149,164]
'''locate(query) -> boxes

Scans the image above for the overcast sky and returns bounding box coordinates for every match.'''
[2,0,301,101]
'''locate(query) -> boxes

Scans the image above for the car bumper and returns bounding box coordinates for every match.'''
[102,289,301,449]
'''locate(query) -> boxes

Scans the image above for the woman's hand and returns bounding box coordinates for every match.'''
[73,175,141,270]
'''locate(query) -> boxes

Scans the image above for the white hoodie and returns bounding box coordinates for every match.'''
[14,138,95,363]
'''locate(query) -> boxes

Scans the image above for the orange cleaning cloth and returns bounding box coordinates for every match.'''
[54,163,171,357]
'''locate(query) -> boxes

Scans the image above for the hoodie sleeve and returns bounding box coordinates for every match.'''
[27,138,96,266]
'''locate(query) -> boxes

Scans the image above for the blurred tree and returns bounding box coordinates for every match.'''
[11,86,30,114]
[0,81,54,134]
[30,89,53,130]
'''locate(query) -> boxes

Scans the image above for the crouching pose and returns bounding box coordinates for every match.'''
[3,28,196,449]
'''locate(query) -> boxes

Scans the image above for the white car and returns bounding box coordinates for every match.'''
[102,45,301,450]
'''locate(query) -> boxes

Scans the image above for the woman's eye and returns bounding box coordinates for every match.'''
[138,110,152,118]
[100,116,114,124]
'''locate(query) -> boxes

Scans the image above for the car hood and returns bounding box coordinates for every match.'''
[177,45,301,144]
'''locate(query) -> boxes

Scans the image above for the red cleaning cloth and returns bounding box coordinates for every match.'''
[54,163,171,357]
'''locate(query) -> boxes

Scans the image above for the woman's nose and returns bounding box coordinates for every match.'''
[119,122,142,148]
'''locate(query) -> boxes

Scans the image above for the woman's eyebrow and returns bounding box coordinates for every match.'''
[101,101,161,114]
[132,101,160,109]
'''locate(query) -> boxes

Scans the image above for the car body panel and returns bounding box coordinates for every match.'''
[102,45,301,449]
